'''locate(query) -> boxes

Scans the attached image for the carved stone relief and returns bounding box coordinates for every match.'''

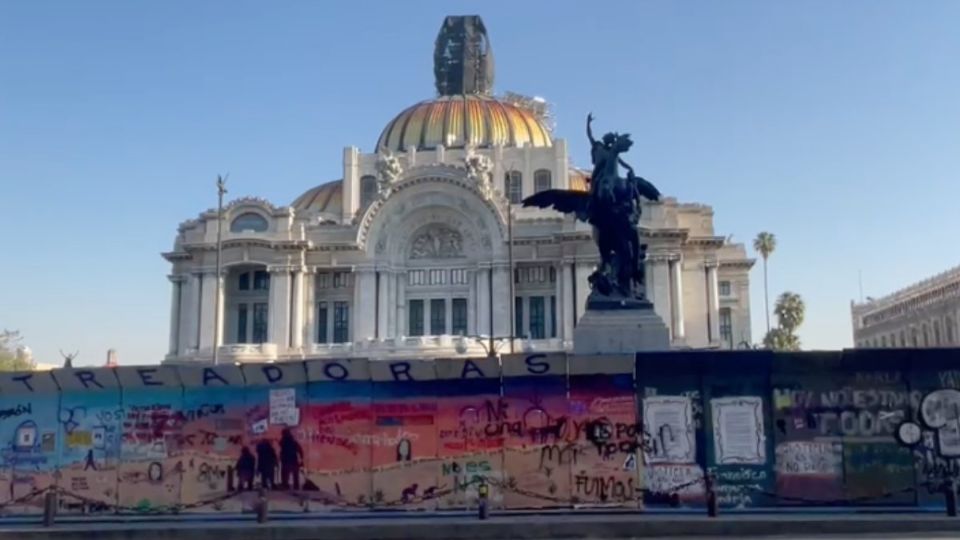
[409,224,464,260]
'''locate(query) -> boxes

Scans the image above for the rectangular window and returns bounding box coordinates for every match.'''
[253,271,270,291]
[409,299,424,336]
[529,296,545,339]
[452,298,468,336]
[719,307,733,348]
[534,169,552,193]
[316,273,330,289]
[719,280,731,296]
[333,272,347,288]
[550,295,557,338]
[505,171,523,204]
[252,302,269,344]
[333,301,350,343]
[514,296,524,338]
[316,302,328,344]
[237,303,248,343]
[430,298,446,335]
[238,272,250,291]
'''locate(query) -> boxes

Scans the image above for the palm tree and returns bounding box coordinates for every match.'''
[763,291,805,351]
[774,291,805,335]
[753,232,777,334]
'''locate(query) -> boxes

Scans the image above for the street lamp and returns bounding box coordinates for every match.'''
[212,174,227,365]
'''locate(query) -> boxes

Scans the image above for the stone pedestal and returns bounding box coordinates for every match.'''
[573,293,670,355]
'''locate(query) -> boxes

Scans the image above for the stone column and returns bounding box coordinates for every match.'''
[198,272,219,353]
[491,264,511,338]
[648,256,672,337]
[561,261,575,339]
[669,255,685,342]
[179,273,201,355]
[395,272,406,337]
[552,262,563,339]
[353,268,376,343]
[574,261,593,325]
[377,270,390,339]
[386,271,398,338]
[302,269,316,349]
[268,267,292,349]
[289,269,305,351]
[467,269,478,335]
[168,276,184,355]
[476,265,491,336]
[706,261,720,344]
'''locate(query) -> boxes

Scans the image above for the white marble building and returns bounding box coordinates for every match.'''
[162,16,754,364]
[851,265,960,349]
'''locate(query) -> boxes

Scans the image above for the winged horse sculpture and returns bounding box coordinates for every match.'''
[522,114,661,300]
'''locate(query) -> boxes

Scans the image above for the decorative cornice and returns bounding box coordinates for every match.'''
[162,251,191,262]
[224,197,277,213]
[719,259,756,270]
[686,236,726,247]
[167,274,188,283]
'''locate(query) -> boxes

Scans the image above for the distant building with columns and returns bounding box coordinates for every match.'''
[851,265,960,349]
[162,16,754,364]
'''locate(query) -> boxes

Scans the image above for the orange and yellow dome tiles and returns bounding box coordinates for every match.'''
[376,94,552,153]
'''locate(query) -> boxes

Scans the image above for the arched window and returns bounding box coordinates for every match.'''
[504,171,522,204]
[230,212,268,233]
[360,175,378,208]
[534,169,552,193]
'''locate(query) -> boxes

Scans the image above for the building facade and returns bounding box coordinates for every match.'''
[851,265,960,349]
[162,16,754,364]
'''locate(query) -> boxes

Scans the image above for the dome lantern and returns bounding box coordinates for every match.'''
[377,16,551,153]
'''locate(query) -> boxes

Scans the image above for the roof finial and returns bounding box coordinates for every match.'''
[434,15,495,96]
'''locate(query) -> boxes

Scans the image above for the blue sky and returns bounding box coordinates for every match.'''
[2,1,959,366]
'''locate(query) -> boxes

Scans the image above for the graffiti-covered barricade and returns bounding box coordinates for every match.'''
[435,357,503,510]
[52,368,122,514]
[303,358,373,511]
[5,349,960,517]
[500,353,571,509]
[0,371,60,514]
[239,362,309,513]
[176,365,247,512]
[369,360,440,509]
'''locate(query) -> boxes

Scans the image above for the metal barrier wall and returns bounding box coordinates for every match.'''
[0,349,957,515]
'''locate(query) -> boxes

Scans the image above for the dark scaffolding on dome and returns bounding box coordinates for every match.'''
[434,15,495,96]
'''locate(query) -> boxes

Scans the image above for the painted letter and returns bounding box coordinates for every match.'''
[525,354,549,375]
[390,362,412,381]
[262,365,283,383]
[12,374,34,392]
[75,371,104,389]
[202,368,229,386]
[460,359,485,379]
[323,362,349,381]
[137,368,163,386]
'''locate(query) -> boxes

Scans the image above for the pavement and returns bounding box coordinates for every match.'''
[2,513,960,539]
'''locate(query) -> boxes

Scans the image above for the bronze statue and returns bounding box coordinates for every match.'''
[523,114,660,302]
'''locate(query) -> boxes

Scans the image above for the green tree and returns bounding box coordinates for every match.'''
[0,330,35,371]
[753,232,777,335]
[762,291,806,351]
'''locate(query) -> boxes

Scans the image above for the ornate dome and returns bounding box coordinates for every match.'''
[376,16,552,153]
[292,180,342,218]
[377,94,552,152]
